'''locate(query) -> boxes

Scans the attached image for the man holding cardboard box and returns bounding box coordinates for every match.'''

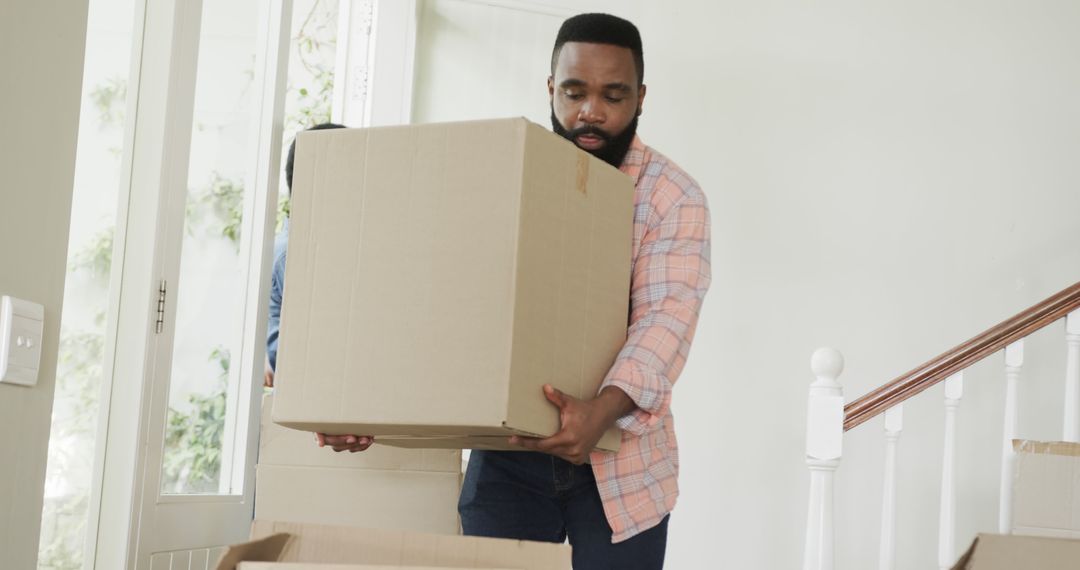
[320,13,711,569]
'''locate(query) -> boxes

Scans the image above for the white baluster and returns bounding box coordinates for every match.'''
[938,372,964,570]
[998,341,1023,533]
[1065,310,1080,442]
[878,404,903,570]
[804,348,845,570]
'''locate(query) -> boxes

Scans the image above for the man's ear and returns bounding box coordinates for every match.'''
[547,76,555,100]
[637,83,647,116]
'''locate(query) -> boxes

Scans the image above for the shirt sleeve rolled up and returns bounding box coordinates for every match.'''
[601,189,711,436]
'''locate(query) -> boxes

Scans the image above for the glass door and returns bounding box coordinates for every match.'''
[88,0,296,566]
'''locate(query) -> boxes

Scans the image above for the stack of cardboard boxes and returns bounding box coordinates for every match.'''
[220,118,636,569]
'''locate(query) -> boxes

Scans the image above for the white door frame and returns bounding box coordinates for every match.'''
[332,0,420,128]
[86,0,293,566]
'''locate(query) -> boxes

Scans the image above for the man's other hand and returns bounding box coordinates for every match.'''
[263,356,274,388]
[510,384,633,465]
[317,433,374,453]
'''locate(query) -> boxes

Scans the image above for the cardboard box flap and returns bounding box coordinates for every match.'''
[250,521,570,570]
[950,538,976,570]
[951,534,1080,569]
[241,561,518,565]
[216,533,292,570]
[1012,439,1080,456]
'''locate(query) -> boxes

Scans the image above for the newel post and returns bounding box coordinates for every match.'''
[804,348,845,570]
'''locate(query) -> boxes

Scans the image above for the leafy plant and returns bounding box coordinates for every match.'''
[36,491,89,570]
[67,226,114,278]
[88,77,126,131]
[186,173,246,248]
[286,0,338,133]
[161,347,231,494]
[38,324,107,570]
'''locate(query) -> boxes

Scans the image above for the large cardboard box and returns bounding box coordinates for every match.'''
[256,396,462,535]
[950,533,1080,569]
[214,521,570,570]
[1010,439,1080,538]
[274,118,633,452]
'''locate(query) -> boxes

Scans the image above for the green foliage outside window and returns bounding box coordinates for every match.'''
[40,1,339,567]
[161,348,230,494]
[187,173,246,248]
[68,227,114,278]
[38,328,105,570]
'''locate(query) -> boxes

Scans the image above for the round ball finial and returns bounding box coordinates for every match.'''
[811,347,844,383]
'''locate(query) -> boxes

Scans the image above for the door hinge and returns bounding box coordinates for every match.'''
[155,280,167,334]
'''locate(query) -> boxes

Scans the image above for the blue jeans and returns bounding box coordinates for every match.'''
[458,450,669,569]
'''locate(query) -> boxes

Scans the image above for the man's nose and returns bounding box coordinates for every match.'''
[577,97,605,125]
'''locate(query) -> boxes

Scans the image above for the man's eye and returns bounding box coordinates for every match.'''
[605,96,625,103]
[564,91,585,100]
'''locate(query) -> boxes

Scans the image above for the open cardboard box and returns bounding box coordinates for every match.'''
[950,533,1080,569]
[274,118,634,453]
[214,521,570,570]
[237,561,514,565]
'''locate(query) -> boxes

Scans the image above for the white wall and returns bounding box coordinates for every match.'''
[0,1,87,568]
[633,1,1080,568]
[410,1,1080,567]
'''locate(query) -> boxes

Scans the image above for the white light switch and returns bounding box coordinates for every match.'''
[0,296,45,387]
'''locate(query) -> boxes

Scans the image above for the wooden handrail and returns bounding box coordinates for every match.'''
[844,280,1080,431]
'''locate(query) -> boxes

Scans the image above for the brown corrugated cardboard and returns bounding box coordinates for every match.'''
[374,436,530,452]
[214,521,571,570]
[217,533,291,570]
[274,118,631,452]
[254,465,460,534]
[1010,439,1080,538]
[240,561,514,565]
[259,395,460,472]
[950,533,1080,569]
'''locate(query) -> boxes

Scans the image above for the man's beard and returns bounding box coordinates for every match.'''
[551,108,638,168]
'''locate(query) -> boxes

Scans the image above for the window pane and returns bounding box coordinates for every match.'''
[37,0,136,567]
[160,0,341,495]
[278,0,342,225]
[160,0,264,496]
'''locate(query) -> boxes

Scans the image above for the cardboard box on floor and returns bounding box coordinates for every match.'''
[273,118,633,452]
[950,534,1080,569]
[255,396,462,534]
[239,561,509,565]
[240,565,514,570]
[214,521,570,570]
[1010,439,1080,538]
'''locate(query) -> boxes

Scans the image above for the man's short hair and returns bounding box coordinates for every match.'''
[551,13,644,85]
[285,122,346,194]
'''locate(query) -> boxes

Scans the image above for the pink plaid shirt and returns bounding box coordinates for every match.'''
[589,135,711,543]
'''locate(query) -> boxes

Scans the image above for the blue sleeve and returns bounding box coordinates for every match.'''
[266,245,287,371]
